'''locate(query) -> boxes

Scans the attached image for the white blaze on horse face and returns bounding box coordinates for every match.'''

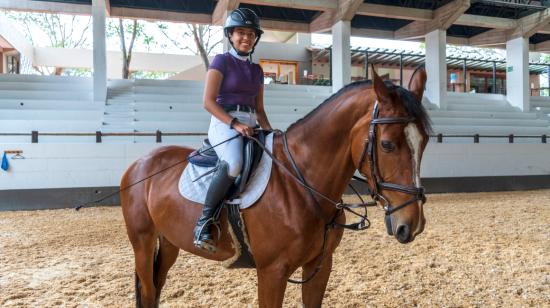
[404,122,424,233]
[404,123,422,188]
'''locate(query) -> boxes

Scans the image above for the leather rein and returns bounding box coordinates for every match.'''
[248,103,426,284]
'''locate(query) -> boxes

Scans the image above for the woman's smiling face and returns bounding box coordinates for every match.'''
[230,27,257,53]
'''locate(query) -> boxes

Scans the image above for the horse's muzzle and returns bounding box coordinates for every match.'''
[395,224,411,244]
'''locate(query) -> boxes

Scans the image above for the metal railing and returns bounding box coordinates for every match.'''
[431,134,548,144]
[0,131,548,144]
[0,131,207,143]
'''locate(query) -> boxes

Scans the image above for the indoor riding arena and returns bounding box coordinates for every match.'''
[1,0,550,307]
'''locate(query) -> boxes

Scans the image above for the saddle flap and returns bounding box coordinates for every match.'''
[188,138,219,167]
[236,130,266,194]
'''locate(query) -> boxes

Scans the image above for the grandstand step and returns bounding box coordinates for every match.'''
[0,120,100,133]
[0,89,92,100]
[0,99,100,110]
[0,82,92,91]
[428,110,539,120]
[447,104,518,112]
[532,106,550,114]
[0,109,102,120]
[431,117,548,127]
[530,98,550,108]
[432,125,550,135]
[0,74,91,84]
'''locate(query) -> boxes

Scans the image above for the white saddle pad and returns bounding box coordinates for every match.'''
[179,133,273,209]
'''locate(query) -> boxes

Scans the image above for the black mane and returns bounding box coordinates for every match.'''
[287,80,432,134]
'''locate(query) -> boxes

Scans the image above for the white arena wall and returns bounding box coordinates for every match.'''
[0,143,549,191]
[0,142,549,210]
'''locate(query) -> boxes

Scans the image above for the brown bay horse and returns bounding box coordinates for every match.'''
[120,68,432,307]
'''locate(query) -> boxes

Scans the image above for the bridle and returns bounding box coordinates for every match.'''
[357,101,427,217]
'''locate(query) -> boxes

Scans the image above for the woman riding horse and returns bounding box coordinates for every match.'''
[195,8,273,252]
[121,53,431,307]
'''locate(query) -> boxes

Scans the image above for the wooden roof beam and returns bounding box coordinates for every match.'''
[469,29,507,46]
[534,40,550,52]
[262,19,309,33]
[471,8,550,46]
[356,3,432,21]
[110,7,212,24]
[239,0,336,11]
[212,0,239,26]
[358,3,516,30]
[105,0,110,17]
[509,7,550,38]
[309,0,362,33]
[350,28,394,39]
[394,0,470,40]
[0,0,91,15]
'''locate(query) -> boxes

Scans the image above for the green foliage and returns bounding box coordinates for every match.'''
[130,70,176,80]
[6,12,91,48]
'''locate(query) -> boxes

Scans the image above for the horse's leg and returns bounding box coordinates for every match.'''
[153,235,180,306]
[256,265,291,308]
[301,254,333,308]
[132,232,158,308]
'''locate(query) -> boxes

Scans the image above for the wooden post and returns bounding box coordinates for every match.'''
[156,130,162,143]
[463,59,467,92]
[493,61,497,93]
[365,51,369,81]
[31,131,38,143]
[399,53,403,87]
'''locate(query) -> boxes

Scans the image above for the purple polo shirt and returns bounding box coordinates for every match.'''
[208,52,264,108]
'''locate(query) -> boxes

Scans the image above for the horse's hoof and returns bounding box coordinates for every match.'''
[194,239,217,254]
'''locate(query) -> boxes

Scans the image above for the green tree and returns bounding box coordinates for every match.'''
[6,12,91,75]
[158,23,222,70]
[107,19,155,79]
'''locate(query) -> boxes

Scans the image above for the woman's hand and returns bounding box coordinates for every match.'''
[233,121,254,137]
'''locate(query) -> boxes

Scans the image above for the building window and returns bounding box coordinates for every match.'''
[259,60,298,85]
[7,55,20,74]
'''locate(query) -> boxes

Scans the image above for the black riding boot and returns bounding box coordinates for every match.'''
[193,161,235,253]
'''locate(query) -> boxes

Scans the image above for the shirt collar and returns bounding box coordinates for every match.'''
[229,48,249,61]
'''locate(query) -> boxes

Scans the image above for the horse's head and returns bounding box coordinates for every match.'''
[351,68,431,244]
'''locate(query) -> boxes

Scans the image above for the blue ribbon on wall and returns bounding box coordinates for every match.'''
[1,152,9,171]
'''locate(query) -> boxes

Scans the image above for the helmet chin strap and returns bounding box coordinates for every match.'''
[228,35,261,59]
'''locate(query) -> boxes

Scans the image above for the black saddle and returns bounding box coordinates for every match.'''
[188,130,268,196]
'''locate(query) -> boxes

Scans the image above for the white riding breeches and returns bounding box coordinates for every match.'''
[208,110,257,178]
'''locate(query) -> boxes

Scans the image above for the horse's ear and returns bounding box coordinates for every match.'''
[372,65,391,104]
[408,68,427,103]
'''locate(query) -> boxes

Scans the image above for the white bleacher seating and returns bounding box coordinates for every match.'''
[0,74,100,143]
[2,75,550,144]
[426,92,550,142]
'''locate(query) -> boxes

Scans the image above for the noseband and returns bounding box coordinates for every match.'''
[357,101,426,216]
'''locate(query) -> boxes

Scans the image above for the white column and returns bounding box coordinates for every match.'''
[506,37,529,111]
[331,20,351,93]
[425,29,447,110]
[92,0,107,104]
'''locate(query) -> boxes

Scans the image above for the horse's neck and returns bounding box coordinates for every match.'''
[285,89,370,200]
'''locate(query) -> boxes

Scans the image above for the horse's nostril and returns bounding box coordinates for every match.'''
[396,225,410,244]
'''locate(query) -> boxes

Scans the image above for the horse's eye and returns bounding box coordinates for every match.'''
[381,140,395,152]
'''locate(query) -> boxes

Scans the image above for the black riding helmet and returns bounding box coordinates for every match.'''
[224,8,263,56]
